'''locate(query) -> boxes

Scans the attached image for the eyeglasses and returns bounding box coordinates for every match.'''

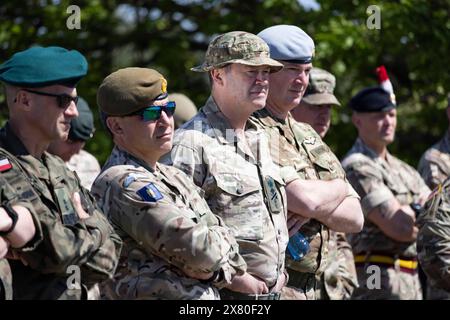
[132,101,176,122]
[22,89,78,109]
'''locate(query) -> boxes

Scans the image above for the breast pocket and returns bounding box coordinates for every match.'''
[213,173,264,241]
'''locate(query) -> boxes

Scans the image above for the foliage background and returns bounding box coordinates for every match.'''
[1,0,449,165]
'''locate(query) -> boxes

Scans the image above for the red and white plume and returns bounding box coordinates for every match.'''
[376,65,396,105]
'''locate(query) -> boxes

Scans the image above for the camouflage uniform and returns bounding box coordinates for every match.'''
[342,138,430,299]
[418,130,450,190]
[0,259,12,300]
[67,150,101,191]
[0,123,122,299]
[91,146,246,300]
[417,177,450,299]
[163,97,289,298]
[250,108,359,300]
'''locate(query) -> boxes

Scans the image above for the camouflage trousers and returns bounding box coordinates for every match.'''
[351,265,422,300]
[0,259,12,300]
[280,269,325,300]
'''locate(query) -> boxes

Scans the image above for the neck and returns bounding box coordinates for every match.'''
[265,96,290,120]
[9,118,49,158]
[213,94,249,130]
[360,136,388,159]
[116,142,159,170]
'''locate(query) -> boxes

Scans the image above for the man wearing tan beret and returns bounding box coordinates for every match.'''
[91,67,247,299]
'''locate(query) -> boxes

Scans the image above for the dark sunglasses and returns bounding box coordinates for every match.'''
[22,89,79,109]
[133,101,176,122]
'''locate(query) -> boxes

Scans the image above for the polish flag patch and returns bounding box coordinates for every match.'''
[0,158,12,172]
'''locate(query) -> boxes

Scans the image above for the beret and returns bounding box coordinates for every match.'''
[68,97,95,141]
[349,86,396,112]
[258,25,315,64]
[0,46,88,88]
[97,67,168,116]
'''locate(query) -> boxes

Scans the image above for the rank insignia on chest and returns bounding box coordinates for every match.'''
[0,158,13,172]
[263,176,281,214]
[137,183,163,202]
[303,136,316,145]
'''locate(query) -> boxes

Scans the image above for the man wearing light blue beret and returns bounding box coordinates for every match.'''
[250,25,364,300]
[0,46,121,299]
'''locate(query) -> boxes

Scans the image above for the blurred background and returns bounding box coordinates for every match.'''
[0,0,449,165]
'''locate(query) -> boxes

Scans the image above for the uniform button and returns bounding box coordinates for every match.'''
[236,185,243,194]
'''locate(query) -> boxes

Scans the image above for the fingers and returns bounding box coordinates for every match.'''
[288,220,303,237]
[72,192,90,220]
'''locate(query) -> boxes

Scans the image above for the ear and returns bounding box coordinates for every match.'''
[15,90,32,111]
[106,117,124,136]
[210,69,225,86]
[351,113,361,129]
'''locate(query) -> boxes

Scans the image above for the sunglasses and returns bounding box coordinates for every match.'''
[22,89,79,109]
[133,101,176,122]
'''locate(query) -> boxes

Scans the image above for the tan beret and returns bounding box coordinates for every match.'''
[97,67,168,116]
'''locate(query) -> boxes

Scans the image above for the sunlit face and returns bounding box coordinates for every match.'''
[267,62,312,112]
[23,85,79,142]
[114,97,174,157]
[219,63,271,114]
[47,139,85,162]
[353,108,397,147]
[291,102,332,138]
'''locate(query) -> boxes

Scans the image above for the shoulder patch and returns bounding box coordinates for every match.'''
[136,183,163,202]
[0,158,13,172]
[123,174,137,188]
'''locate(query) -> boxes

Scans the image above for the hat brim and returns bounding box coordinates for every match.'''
[191,57,283,73]
[302,93,341,107]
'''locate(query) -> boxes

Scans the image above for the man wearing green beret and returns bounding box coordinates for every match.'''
[91,67,246,299]
[0,46,122,299]
[250,25,363,300]
[48,97,101,191]
[291,67,359,300]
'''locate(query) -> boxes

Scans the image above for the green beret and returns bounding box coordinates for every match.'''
[97,67,168,116]
[0,46,88,88]
[68,97,95,141]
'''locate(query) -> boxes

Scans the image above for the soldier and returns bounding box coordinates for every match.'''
[417,177,450,299]
[169,93,198,129]
[342,86,430,299]
[418,94,450,190]
[290,67,359,300]
[250,26,363,300]
[163,31,357,300]
[0,46,122,299]
[48,97,101,190]
[91,67,246,300]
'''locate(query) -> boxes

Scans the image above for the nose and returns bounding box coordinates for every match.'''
[255,70,269,83]
[65,100,79,118]
[158,108,172,125]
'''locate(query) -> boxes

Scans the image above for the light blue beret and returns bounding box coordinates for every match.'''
[0,46,88,88]
[258,25,315,64]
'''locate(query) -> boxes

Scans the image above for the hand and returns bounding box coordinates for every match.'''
[72,192,90,220]
[271,271,287,293]
[5,205,36,248]
[0,207,13,232]
[226,272,269,294]
[0,236,9,259]
[287,211,309,237]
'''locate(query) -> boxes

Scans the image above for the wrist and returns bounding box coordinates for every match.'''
[0,208,14,233]
[0,203,19,236]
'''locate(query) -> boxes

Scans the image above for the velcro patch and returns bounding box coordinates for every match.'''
[0,158,13,172]
[136,183,163,202]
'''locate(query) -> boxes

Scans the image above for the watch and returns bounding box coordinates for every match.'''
[0,202,19,236]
